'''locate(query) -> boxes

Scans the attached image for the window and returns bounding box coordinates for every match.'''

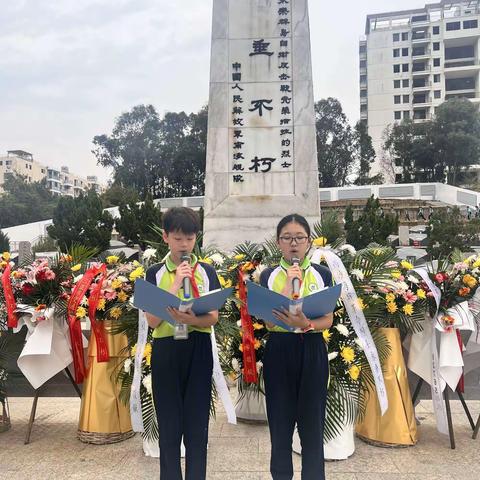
[464,20,478,29]
[402,32,409,41]
[433,26,440,35]
[394,64,401,73]
[434,90,441,99]
[393,48,400,57]
[403,111,410,120]
[446,22,461,31]
[359,45,367,54]
[402,63,409,72]
[403,95,410,103]
[403,79,410,88]
[394,111,402,120]
[360,60,366,68]
[433,42,440,51]
[360,89,367,97]
[394,80,401,88]
[394,95,401,104]
[393,33,400,42]
[0,161,3,166]
[360,104,367,112]
[433,58,440,67]
[360,75,367,83]
[434,74,441,83]
[402,48,409,56]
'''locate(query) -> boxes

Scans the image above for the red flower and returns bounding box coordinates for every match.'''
[435,273,447,283]
[22,283,35,296]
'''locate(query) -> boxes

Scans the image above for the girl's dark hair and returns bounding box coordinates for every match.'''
[276,214,311,239]
[163,207,200,235]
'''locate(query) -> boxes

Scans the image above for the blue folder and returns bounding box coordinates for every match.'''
[133,278,233,325]
[246,281,342,332]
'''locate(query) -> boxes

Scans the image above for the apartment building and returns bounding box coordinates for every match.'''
[0,150,104,197]
[361,0,480,181]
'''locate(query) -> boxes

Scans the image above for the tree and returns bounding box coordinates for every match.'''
[353,121,383,185]
[0,175,59,228]
[315,98,357,187]
[0,231,9,252]
[47,190,114,252]
[426,207,480,259]
[93,104,208,199]
[344,196,399,250]
[101,184,140,208]
[115,195,163,250]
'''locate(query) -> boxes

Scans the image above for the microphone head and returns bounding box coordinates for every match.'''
[291,257,300,266]
[180,252,191,263]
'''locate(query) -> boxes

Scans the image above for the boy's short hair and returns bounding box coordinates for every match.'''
[162,207,201,235]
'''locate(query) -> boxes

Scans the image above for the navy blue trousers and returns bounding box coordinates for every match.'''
[263,332,329,480]
[151,332,213,480]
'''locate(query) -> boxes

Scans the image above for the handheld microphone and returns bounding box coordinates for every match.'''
[291,257,300,299]
[181,252,191,299]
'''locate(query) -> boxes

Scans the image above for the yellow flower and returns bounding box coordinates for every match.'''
[71,264,82,272]
[463,274,477,289]
[341,346,355,364]
[416,289,426,299]
[110,307,122,319]
[129,266,145,281]
[373,248,383,256]
[2,252,11,261]
[386,302,398,314]
[322,329,331,343]
[234,254,246,261]
[241,261,255,272]
[144,343,152,365]
[117,291,128,302]
[253,322,264,330]
[239,344,244,352]
[76,306,87,319]
[385,293,396,303]
[357,298,366,310]
[391,270,402,279]
[97,298,106,311]
[403,304,414,316]
[131,344,137,357]
[0,261,7,269]
[348,365,361,381]
[401,260,414,270]
[199,257,213,265]
[106,255,119,265]
[473,259,480,269]
[254,339,261,350]
[111,278,123,290]
[313,237,327,247]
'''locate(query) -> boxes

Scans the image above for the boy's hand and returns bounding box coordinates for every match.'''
[272,307,309,329]
[167,306,197,325]
[172,261,193,292]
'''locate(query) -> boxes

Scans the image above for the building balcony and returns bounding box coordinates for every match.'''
[360,111,368,120]
[412,49,432,59]
[411,32,431,43]
[359,67,367,75]
[412,81,432,91]
[360,97,368,105]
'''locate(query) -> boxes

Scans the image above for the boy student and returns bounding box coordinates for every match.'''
[145,207,221,480]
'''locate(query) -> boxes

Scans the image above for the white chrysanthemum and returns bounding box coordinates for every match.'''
[117,276,129,283]
[232,358,240,372]
[396,281,409,292]
[328,352,338,361]
[339,244,356,256]
[209,253,224,265]
[354,338,364,350]
[256,361,263,373]
[142,248,157,260]
[335,324,350,337]
[124,358,132,373]
[80,295,88,306]
[252,264,267,283]
[350,269,365,281]
[73,274,83,284]
[142,374,152,395]
[236,320,242,327]
[406,275,419,284]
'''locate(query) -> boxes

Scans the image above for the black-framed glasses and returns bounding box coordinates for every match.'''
[279,236,309,245]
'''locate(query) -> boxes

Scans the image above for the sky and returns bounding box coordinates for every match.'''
[0,0,426,184]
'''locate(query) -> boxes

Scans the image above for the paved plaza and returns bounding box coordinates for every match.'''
[1,397,480,480]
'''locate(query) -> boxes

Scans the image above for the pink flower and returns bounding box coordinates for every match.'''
[44,269,55,280]
[435,273,446,283]
[403,290,418,304]
[103,289,117,301]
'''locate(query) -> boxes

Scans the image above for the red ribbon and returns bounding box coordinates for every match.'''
[88,264,110,363]
[67,265,104,383]
[190,263,200,299]
[2,263,18,328]
[238,271,258,384]
[456,329,465,393]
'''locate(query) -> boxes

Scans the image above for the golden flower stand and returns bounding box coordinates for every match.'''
[77,327,134,444]
[356,327,417,447]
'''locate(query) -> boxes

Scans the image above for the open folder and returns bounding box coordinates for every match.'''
[246,281,342,332]
[133,279,234,325]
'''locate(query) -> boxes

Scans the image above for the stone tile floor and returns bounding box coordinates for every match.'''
[1,398,480,479]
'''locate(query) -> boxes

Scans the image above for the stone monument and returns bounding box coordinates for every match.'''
[203,0,320,250]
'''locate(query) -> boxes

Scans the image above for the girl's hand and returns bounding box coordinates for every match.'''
[272,307,310,329]
[282,265,303,297]
[167,307,197,325]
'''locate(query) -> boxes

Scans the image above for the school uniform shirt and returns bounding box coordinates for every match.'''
[145,253,221,338]
[259,256,333,333]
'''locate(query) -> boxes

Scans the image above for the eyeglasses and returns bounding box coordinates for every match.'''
[279,236,309,245]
